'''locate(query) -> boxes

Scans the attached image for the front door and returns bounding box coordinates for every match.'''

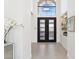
[38,17,56,42]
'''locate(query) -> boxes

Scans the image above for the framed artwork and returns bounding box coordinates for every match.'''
[67,16,75,32]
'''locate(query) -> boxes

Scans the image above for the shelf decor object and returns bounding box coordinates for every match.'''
[61,12,67,36]
[67,16,75,32]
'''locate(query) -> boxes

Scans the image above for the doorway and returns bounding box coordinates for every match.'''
[38,17,56,42]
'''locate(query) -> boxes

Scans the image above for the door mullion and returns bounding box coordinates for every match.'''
[54,18,56,42]
[47,19,49,42]
[45,18,48,42]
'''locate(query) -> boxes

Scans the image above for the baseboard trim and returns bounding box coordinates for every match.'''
[58,42,67,53]
[67,53,72,59]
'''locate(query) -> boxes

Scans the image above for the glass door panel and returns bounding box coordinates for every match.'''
[49,20,54,40]
[40,20,45,40]
[40,37,45,40]
[40,20,45,23]
[40,28,45,31]
[49,20,54,24]
[40,24,45,27]
[40,32,45,36]
[40,31,45,40]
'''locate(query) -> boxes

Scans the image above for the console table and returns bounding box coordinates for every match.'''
[4,43,14,59]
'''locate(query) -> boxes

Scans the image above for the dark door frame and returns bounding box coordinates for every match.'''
[37,17,56,42]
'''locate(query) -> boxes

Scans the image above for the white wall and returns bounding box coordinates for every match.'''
[68,0,75,17]
[60,30,67,50]
[31,0,38,43]
[67,32,75,59]
[31,0,61,43]
[4,0,31,59]
[60,0,68,50]
[61,0,67,15]
[22,0,32,58]
[67,0,75,59]
[60,0,75,59]
[31,15,37,42]
[56,0,61,42]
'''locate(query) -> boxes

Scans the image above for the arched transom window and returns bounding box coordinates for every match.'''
[38,0,56,17]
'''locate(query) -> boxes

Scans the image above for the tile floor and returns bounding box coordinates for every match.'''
[32,43,68,59]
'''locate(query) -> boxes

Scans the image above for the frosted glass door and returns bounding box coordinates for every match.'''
[38,17,56,42]
[49,20,54,40]
[40,20,45,40]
